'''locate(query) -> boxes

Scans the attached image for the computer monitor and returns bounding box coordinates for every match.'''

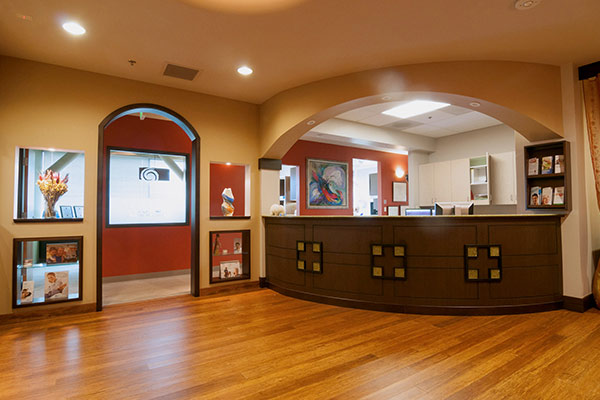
[435,202,454,216]
[404,208,432,216]
[453,202,474,215]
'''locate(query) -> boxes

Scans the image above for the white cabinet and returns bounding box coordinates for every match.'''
[418,159,469,206]
[490,152,517,205]
[451,159,470,202]
[433,161,453,203]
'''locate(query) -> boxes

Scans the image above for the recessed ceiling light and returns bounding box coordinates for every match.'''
[62,21,86,35]
[382,100,450,119]
[469,102,481,107]
[237,66,253,76]
[382,96,392,101]
[226,162,231,165]
[515,0,542,10]
[306,120,316,125]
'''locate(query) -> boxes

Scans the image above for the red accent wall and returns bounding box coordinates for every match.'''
[102,115,192,277]
[210,164,246,217]
[282,140,408,215]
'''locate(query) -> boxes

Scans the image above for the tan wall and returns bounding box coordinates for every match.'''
[260,61,563,158]
[0,56,259,315]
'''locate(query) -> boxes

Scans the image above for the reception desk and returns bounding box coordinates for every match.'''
[264,215,563,315]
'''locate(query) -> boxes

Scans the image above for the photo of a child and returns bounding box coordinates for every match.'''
[44,271,69,300]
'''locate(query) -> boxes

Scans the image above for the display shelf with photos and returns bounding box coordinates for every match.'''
[13,236,83,308]
[525,140,570,211]
[209,230,250,283]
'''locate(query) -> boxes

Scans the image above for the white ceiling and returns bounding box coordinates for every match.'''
[0,0,599,104]
[335,103,502,138]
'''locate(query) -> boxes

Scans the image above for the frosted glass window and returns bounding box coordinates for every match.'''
[15,148,85,220]
[108,149,188,225]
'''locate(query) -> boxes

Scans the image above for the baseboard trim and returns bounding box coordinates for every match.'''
[0,303,96,324]
[200,281,261,297]
[265,282,563,316]
[103,269,189,283]
[563,294,595,313]
[259,277,267,288]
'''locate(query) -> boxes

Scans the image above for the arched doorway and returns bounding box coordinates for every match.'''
[96,103,200,311]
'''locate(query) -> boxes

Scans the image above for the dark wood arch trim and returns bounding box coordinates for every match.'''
[97,103,201,311]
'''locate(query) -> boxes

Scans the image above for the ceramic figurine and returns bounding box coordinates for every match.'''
[270,204,285,216]
[221,188,234,216]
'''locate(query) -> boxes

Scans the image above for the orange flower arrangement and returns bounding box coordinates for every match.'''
[37,170,69,218]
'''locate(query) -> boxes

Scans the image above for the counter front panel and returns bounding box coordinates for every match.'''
[264,215,563,315]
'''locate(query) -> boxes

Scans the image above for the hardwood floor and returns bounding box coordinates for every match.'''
[1,289,600,399]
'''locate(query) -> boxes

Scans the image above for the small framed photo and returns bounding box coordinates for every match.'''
[73,206,84,219]
[233,238,242,254]
[46,242,78,265]
[60,206,74,219]
[220,260,242,279]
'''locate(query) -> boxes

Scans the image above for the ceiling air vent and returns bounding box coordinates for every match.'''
[163,64,200,81]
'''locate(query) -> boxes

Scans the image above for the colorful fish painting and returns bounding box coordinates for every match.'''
[307,159,348,208]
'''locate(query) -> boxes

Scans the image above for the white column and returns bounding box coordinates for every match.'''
[408,150,430,208]
[560,63,593,298]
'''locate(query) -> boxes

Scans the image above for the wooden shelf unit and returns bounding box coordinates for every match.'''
[524,140,570,211]
[209,230,251,284]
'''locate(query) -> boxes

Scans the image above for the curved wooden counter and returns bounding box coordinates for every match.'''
[264,215,563,315]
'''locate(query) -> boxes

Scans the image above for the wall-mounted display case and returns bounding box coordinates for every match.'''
[209,162,250,219]
[209,230,250,283]
[13,236,83,308]
[14,148,85,222]
[525,140,570,211]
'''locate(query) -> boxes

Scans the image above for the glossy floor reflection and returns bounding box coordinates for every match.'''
[102,272,190,305]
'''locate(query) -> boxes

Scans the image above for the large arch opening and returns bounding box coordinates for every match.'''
[96,104,200,311]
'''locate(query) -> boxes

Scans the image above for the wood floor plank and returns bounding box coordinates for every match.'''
[1,290,600,399]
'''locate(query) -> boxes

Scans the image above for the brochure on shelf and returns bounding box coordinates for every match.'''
[528,158,539,176]
[541,187,553,205]
[530,186,542,206]
[553,186,565,205]
[541,156,554,174]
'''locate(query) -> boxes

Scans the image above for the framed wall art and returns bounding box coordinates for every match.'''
[306,158,348,209]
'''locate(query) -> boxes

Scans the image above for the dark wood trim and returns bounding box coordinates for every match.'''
[210,216,251,220]
[259,277,267,288]
[266,282,563,316]
[200,281,261,297]
[258,158,282,170]
[97,103,202,311]
[0,303,96,324]
[14,218,84,223]
[578,61,600,80]
[563,294,595,313]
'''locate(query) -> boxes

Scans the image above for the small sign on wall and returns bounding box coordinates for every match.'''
[393,182,407,203]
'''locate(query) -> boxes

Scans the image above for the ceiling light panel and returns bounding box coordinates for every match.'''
[62,21,86,35]
[382,100,450,119]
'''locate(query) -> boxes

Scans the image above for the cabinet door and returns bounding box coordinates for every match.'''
[418,163,434,206]
[433,161,453,203]
[451,158,470,202]
[491,152,516,205]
